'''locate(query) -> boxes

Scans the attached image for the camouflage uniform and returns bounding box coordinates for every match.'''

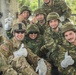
[25,24,45,58]
[19,6,31,27]
[0,52,18,75]
[43,12,64,53]
[42,0,71,24]
[54,23,76,75]
[34,8,48,35]
[6,6,31,39]
[59,44,76,75]
[41,12,66,75]
[0,22,51,75]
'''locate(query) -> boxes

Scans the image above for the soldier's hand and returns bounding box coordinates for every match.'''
[1,44,9,51]
[64,52,74,66]
[30,16,38,24]
[13,43,28,57]
[61,52,74,68]
[36,58,47,75]
[40,45,46,51]
[60,16,65,22]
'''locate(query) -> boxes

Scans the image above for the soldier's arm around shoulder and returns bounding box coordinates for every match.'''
[26,47,52,75]
[0,40,13,58]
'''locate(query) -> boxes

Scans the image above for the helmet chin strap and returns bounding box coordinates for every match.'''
[44,0,50,4]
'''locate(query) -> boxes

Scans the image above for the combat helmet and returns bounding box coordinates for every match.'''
[62,22,76,34]
[34,8,46,17]
[27,24,40,34]
[12,22,26,32]
[19,6,31,15]
[47,12,60,22]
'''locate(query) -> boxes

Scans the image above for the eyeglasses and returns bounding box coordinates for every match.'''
[29,32,38,34]
[15,30,25,34]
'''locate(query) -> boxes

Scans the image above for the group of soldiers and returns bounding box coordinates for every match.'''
[0,0,76,75]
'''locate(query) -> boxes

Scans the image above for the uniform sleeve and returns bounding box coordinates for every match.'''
[44,28,56,50]
[60,1,71,18]
[0,40,13,58]
[26,48,52,75]
[0,52,12,73]
[53,45,76,74]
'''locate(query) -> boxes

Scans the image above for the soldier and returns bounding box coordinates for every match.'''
[6,6,31,39]
[41,12,64,50]
[59,22,76,75]
[0,22,51,75]
[40,12,65,75]
[32,8,47,35]
[25,24,45,58]
[42,0,71,24]
[0,52,18,75]
[18,6,31,26]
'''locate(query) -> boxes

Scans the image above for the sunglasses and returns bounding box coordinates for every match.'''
[15,30,25,34]
[29,32,38,34]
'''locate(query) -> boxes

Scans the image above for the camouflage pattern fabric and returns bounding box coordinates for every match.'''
[48,42,76,75]
[42,0,71,23]
[25,35,45,57]
[59,43,76,75]
[44,27,64,49]
[25,24,45,57]
[0,37,52,75]
[0,52,18,75]
[33,8,48,35]
[36,21,47,35]
[6,16,30,39]
[42,0,71,17]
[19,6,31,16]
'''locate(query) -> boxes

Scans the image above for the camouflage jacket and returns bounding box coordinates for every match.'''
[44,27,64,49]
[25,35,45,57]
[49,42,76,75]
[43,27,67,64]
[0,37,51,75]
[42,0,71,19]
[6,18,29,39]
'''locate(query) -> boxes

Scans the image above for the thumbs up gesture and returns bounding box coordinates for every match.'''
[61,51,74,68]
[36,58,47,75]
[13,43,28,57]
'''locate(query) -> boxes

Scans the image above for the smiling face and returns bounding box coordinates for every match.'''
[29,32,38,39]
[64,30,76,43]
[49,19,59,29]
[14,30,25,41]
[36,14,45,21]
[22,10,30,19]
